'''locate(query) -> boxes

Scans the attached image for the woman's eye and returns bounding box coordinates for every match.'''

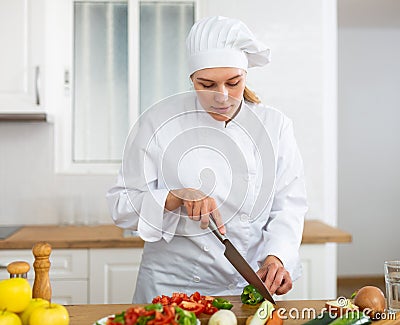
[200,83,214,88]
[227,82,240,87]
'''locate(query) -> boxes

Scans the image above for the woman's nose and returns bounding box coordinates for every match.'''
[214,87,229,103]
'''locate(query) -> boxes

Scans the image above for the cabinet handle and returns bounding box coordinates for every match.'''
[35,66,41,106]
[64,69,71,96]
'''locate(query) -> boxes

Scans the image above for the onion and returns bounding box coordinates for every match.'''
[353,285,386,318]
[208,309,237,325]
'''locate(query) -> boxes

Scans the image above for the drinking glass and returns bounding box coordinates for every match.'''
[384,260,400,313]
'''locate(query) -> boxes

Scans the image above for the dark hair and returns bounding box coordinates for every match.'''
[243,86,261,104]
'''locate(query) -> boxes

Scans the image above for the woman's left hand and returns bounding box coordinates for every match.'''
[256,255,292,295]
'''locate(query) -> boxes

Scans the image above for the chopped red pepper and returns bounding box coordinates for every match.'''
[178,301,205,316]
[151,291,233,317]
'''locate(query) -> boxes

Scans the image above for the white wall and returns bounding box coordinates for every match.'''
[338,0,400,275]
[200,0,337,225]
[0,122,114,225]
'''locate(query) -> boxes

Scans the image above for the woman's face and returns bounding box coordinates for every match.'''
[191,67,246,122]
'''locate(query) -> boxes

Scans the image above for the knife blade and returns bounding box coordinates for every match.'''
[208,214,276,304]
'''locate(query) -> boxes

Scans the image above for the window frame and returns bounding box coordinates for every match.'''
[53,0,200,174]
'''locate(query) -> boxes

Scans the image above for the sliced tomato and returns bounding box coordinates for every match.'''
[146,307,175,325]
[199,299,218,315]
[151,291,220,317]
[136,309,156,317]
[124,307,139,325]
[178,300,205,316]
[189,291,201,302]
[203,304,218,315]
[163,305,175,319]
[125,315,138,325]
[152,295,171,306]
[170,292,186,305]
[202,295,215,302]
[131,307,146,315]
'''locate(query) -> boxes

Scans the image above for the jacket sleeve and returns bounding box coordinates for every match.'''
[106,118,181,243]
[258,117,307,280]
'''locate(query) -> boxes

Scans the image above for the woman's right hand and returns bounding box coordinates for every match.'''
[165,188,226,234]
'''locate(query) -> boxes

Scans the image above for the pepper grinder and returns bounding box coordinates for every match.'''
[32,241,52,301]
[7,261,30,278]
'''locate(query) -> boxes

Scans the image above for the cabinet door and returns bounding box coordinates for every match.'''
[278,244,337,300]
[0,250,34,279]
[51,280,88,304]
[89,248,143,304]
[0,249,88,280]
[0,249,88,304]
[0,0,45,112]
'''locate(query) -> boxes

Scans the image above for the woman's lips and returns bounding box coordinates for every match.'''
[210,106,231,114]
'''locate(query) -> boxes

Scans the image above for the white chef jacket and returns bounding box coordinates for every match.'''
[106,92,307,303]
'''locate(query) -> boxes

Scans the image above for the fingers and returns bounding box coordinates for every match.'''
[183,201,195,219]
[180,190,225,234]
[185,197,209,223]
[210,201,226,235]
[265,263,284,295]
[256,266,268,282]
[192,203,201,221]
[182,189,204,221]
[259,260,292,295]
[199,199,209,229]
[275,273,292,295]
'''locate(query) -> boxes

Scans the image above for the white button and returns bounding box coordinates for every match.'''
[228,283,235,290]
[203,245,209,252]
[243,175,250,181]
[193,276,201,282]
[240,214,249,222]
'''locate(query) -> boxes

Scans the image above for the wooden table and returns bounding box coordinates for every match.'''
[66,297,399,325]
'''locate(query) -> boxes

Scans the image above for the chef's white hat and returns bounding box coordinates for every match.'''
[186,16,270,76]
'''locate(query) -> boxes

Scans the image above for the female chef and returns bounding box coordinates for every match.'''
[107,16,307,303]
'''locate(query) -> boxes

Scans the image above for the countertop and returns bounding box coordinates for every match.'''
[66,297,398,325]
[0,220,351,250]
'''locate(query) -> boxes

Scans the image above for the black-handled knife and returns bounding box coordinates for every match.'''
[208,214,276,304]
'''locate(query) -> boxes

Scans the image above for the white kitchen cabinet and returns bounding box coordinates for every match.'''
[0,0,46,114]
[278,244,337,301]
[0,247,143,304]
[51,280,88,304]
[0,249,88,304]
[89,248,143,304]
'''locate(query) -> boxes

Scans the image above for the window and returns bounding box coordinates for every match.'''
[139,2,194,114]
[73,2,129,163]
[54,0,197,173]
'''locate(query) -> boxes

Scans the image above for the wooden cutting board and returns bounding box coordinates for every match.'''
[66,298,400,325]
[198,297,328,324]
